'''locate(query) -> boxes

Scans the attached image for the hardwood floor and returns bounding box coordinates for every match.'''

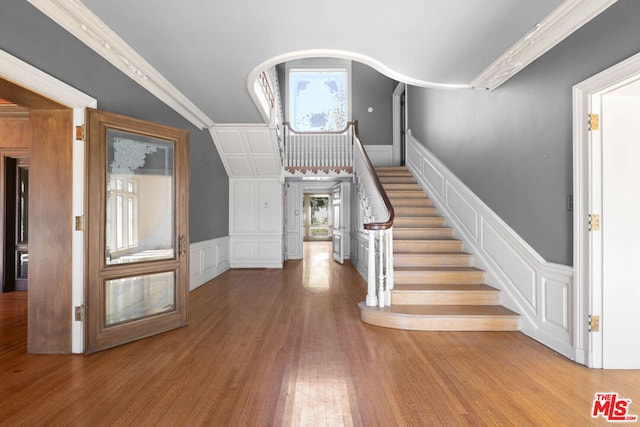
[1,242,639,426]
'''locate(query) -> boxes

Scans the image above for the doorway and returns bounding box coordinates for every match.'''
[3,155,29,292]
[303,193,332,241]
[574,51,640,369]
[392,83,407,166]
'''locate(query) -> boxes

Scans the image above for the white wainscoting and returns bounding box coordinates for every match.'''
[364,145,393,167]
[406,132,574,358]
[229,178,284,268]
[189,236,230,291]
[350,232,370,280]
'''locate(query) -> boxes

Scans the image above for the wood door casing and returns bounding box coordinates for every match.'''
[28,109,73,353]
[85,109,189,353]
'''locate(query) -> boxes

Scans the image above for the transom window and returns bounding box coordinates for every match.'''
[289,69,348,132]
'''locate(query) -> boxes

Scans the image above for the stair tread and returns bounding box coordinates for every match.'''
[362,304,519,317]
[394,266,483,273]
[394,238,462,243]
[393,283,498,292]
[394,251,471,256]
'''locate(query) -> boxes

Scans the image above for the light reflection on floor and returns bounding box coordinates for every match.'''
[302,241,332,289]
[287,241,355,426]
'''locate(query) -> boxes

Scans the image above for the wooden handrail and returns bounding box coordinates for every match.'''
[351,121,395,231]
[283,121,358,135]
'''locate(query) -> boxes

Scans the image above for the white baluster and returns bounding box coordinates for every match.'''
[366,230,377,306]
[385,228,393,306]
[378,230,385,308]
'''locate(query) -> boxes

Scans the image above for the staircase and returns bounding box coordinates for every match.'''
[359,166,520,331]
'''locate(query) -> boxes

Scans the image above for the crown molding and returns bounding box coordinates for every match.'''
[470,0,618,91]
[0,49,97,108]
[26,0,214,129]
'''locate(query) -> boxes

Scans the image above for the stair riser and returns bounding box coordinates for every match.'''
[394,271,485,285]
[394,241,462,253]
[389,199,433,207]
[394,217,446,228]
[360,309,519,331]
[395,207,438,216]
[383,183,422,191]
[393,229,453,240]
[387,191,427,199]
[379,177,417,184]
[391,291,500,305]
[376,167,411,174]
[393,254,471,267]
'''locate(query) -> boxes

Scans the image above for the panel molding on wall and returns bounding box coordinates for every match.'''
[189,236,230,291]
[210,125,281,178]
[229,178,283,268]
[406,132,574,359]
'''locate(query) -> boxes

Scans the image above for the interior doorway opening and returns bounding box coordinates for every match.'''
[2,155,29,292]
[303,193,332,241]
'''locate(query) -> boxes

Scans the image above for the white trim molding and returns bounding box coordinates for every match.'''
[0,49,97,108]
[26,0,214,129]
[246,49,470,119]
[190,237,230,291]
[573,51,640,367]
[471,0,618,91]
[406,132,574,359]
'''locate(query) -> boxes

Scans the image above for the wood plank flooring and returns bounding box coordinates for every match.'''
[1,243,639,426]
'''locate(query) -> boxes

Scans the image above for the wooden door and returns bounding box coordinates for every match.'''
[85,109,189,353]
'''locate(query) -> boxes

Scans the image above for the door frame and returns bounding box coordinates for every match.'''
[573,51,640,368]
[392,83,406,166]
[0,49,97,353]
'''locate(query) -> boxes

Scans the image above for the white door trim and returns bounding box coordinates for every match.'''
[1,48,97,354]
[573,51,640,368]
[392,83,406,166]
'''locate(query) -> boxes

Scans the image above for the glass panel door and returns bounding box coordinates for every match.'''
[86,109,189,353]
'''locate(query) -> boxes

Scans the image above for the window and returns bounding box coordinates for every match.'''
[289,69,348,132]
[106,176,138,256]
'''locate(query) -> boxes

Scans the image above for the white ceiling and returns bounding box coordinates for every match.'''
[40,0,614,125]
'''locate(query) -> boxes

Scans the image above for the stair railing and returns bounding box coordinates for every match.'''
[282,122,353,173]
[351,122,395,307]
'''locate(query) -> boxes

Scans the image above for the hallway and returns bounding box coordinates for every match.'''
[0,242,638,425]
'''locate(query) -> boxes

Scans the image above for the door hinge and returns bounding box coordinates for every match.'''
[75,125,85,141]
[588,214,600,231]
[75,215,85,231]
[74,305,85,322]
[588,314,600,332]
[588,114,599,131]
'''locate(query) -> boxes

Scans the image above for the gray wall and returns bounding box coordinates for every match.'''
[352,62,395,145]
[0,0,228,242]
[408,0,640,265]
